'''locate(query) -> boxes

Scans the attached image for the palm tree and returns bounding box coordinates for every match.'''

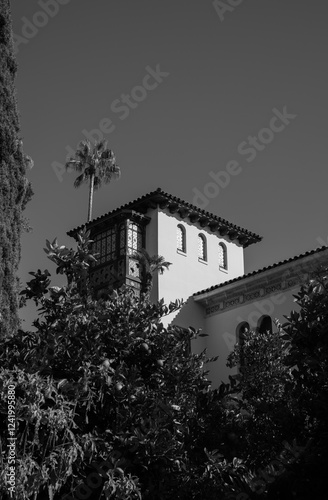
[66,139,120,222]
[131,249,172,295]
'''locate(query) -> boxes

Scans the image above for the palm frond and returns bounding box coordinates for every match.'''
[100,149,115,160]
[150,256,172,274]
[78,140,91,156]
[158,262,172,274]
[68,139,120,222]
[94,139,107,153]
[84,164,97,176]
[102,165,121,183]
[73,173,89,188]
[65,159,83,172]
[131,250,171,294]
[93,177,103,190]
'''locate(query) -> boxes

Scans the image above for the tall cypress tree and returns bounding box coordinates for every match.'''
[0,0,33,339]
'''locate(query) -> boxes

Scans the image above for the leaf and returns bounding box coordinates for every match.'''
[87,254,98,262]
[60,248,71,256]
[232,457,242,469]
[57,379,68,389]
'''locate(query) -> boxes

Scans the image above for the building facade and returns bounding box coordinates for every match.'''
[68,188,328,387]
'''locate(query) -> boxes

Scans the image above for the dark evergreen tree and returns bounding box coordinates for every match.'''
[0,0,33,339]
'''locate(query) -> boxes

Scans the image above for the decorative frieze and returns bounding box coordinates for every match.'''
[244,291,261,301]
[204,265,314,317]
[265,283,282,295]
[225,297,240,308]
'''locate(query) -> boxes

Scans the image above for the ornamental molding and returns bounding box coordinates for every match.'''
[203,263,315,317]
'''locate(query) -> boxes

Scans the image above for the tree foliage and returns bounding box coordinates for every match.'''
[1,219,328,499]
[220,267,328,499]
[226,325,297,467]
[0,0,33,340]
[0,229,227,500]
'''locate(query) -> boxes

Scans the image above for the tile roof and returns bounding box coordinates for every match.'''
[193,245,328,297]
[67,187,262,248]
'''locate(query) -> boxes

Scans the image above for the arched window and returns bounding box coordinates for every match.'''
[218,243,227,269]
[257,315,272,334]
[177,224,186,253]
[236,322,249,369]
[198,234,207,261]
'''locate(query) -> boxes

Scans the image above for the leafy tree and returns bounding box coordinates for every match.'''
[6,232,327,499]
[0,230,226,500]
[66,140,120,222]
[265,269,328,499]
[131,249,172,295]
[213,266,328,499]
[226,325,297,468]
[283,270,328,428]
[0,0,33,340]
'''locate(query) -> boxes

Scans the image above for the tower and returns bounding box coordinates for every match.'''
[67,188,261,303]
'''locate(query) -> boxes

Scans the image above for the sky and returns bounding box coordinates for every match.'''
[10,0,328,330]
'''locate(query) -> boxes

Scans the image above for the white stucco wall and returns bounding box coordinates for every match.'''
[171,296,207,356]
[196,285,301,387]
[145,208,245,325]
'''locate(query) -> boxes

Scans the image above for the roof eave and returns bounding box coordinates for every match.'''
[193,245,328,300]
[67,187,262,247]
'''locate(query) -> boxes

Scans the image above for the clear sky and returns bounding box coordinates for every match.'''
[11,0,328,330]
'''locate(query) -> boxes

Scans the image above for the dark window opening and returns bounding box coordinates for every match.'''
[257,315,272,334]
